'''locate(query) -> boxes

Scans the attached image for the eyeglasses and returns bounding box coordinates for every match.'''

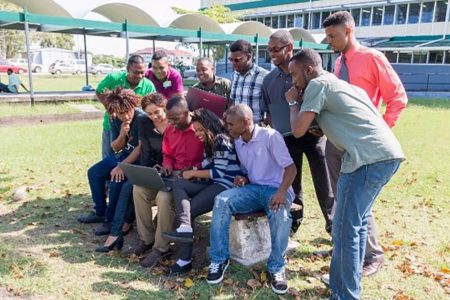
[228,55,247,63]
[266,44,289,54]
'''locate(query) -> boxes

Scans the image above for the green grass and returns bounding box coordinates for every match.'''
[0,101,104,117]
[0,99,449,299]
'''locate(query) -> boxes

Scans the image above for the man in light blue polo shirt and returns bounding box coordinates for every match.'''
[206,104,297,295]
[286,49,404,300]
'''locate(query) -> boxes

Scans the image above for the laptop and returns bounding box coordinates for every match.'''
[186,87,228,118]
[119,163,170,191]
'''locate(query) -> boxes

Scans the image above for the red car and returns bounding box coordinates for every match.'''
[0,58,28,73]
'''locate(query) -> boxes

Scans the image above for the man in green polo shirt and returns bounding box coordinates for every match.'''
[193,57,231,101]
[96,55,155,158]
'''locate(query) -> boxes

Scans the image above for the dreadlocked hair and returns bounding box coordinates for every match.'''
[103,87,141,115]
[191,108,226,158]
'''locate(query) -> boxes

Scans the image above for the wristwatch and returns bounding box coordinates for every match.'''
[288,100,298,107]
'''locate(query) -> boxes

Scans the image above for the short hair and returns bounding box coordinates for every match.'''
[166,95,188,111]
[103,87,140,115]
[7,68,13,73]
[141,92,167,111]
[290,49,322,68]
[152,50,169,61]
[225,104,253,121]
[323,11,355,28]
[269,30,294,45]
[127,55,145,67]
[196,57,213,67]
[229,39,253,55]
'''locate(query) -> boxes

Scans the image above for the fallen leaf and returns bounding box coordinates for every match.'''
[128,254,140,263]
[184,278,194,288]
[288,287,301,299]
[260,271,267,283]
[441,267,450,274]
[49,250,59,258]
[163,280,176,290]
[247,278,262,289]
[223,278,234,285]
[392,291,416,300]
[392,240,404,246]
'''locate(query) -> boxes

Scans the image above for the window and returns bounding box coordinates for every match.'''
[408,3,420,24]
[361,7,371,26]
[396,4,407,24]
[435,1,448,22]
[384,51,397,63]
[312,12,321,29]
[421,2,435,23]
[445,51,450,64]
[413,52,427,63]
[303,13,310,29]
[321,11,331,27]
[294,14,303,27]
[429,51,444,64]
[272,16,279,28]
[384,5,395,25]
[264,17,271,27]
[287,14,294,27]
[279,15,287,28]
[372,6,383,25]
[257,17,263,24]
[351,8,361,26]
[398,52,412,63]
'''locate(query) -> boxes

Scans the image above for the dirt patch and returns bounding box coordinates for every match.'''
[0,112,103,127]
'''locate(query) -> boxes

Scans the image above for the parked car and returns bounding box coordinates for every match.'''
[8,58,44,73]
[182,65,196,78]
[48,60,82,75]
[0,58,28,73]
[89,64,115,75]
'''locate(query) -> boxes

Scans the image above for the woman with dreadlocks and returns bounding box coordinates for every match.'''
[162,108,242,275]
[78,88,146,248]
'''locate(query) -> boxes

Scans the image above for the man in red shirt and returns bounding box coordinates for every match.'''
[133,96,204,268]
[145,50,184,99]
[323,11,407,277]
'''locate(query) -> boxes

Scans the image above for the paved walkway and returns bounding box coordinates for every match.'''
[0,91,95,104]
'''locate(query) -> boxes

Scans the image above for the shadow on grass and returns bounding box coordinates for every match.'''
[408,98,450,109]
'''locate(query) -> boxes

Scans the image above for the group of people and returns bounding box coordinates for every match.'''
[77,11,407,300]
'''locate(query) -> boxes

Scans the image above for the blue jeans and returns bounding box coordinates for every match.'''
[110,180,136,236]
[87,153,127,222]
[209,184,293,274]
[330,159,401,300]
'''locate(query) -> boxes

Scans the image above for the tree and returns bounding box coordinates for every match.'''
[92,54,125,68]
[0,0,25,58]
[36,33,75,50]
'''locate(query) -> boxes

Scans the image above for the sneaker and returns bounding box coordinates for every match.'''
[128,240,153,256]
[206,259,229,284]
[162,231,194,243]
[269,269,288,295]
[139,248,171,268]
[321,273,330,286]
[94,222,111,236]
[77,212,104,224]
[167,262,192,275]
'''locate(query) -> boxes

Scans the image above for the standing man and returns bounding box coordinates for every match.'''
[193,57,231,100]
[96,55,155,159]
[323,11,408,276]
[229,39,268,124]
[145,49,184,99]
[0,68,29,93]
[262,30,334,235]
[287,49,404,300]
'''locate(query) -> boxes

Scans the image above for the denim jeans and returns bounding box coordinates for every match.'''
[109,181,136,236]
[209,184,293,274]
[330,159,401,300]
[87,153,127,222]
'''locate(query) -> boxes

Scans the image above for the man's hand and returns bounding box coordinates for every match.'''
[160,166,173,177]
[284,86,302,104]
[110,166,125,182]
[120,121,131,137]
[182,170,195,180]
[233,175,248,187]
[269,190,288,212]
[308,125,324,137]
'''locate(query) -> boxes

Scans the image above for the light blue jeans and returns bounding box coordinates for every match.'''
[330,159,401,300]
[209,184,293,274]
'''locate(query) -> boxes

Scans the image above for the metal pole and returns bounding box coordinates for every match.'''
[23,8,34,106]
[225,46,228,73]
[124,19,129,60]
[207,44,210,58]
[199,27,203,59]
[83,29,89,87]
[255,33,259,66]
[152,39,156,53]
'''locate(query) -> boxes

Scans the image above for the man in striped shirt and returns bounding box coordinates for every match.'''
[229,39,268,124]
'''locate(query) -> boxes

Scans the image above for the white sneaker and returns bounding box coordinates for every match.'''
[321,273,330,286]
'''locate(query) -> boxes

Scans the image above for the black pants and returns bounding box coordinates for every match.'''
[284,133,334,233]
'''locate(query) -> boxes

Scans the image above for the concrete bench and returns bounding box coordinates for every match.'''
[229,203,302,266]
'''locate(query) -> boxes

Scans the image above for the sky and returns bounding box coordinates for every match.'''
[73,0,201,57]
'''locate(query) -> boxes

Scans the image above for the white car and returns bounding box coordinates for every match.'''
[8,58,44,73]
[89,64,115,75]
[182,65,196,78]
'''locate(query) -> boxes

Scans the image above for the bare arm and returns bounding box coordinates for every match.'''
[269,163,297,211]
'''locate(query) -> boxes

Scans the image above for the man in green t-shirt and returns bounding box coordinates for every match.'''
[96,55,155,158]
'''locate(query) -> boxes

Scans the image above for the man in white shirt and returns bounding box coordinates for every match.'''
[0,68,28,93]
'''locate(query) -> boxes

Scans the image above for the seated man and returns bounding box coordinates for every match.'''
[132,95,204,268]
[287,49,404,300]
[78,88,147,236]
[206,104,297,295]
[193,57,231,100]
[0,68,28,93]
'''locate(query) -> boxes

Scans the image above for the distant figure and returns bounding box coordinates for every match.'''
[145,50,184,99]
[0,68,29,93]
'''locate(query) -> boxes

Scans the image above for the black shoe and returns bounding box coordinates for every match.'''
[95,222,111,236]
[128,240,153,256]
[269,269,288,295]
[168,262,192,275]
[78,212,104,224]
[206,259,229,284]
[162,231,194,243]
[95,236,124,253]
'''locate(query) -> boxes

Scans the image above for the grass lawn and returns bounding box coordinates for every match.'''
[0,99,449,299]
